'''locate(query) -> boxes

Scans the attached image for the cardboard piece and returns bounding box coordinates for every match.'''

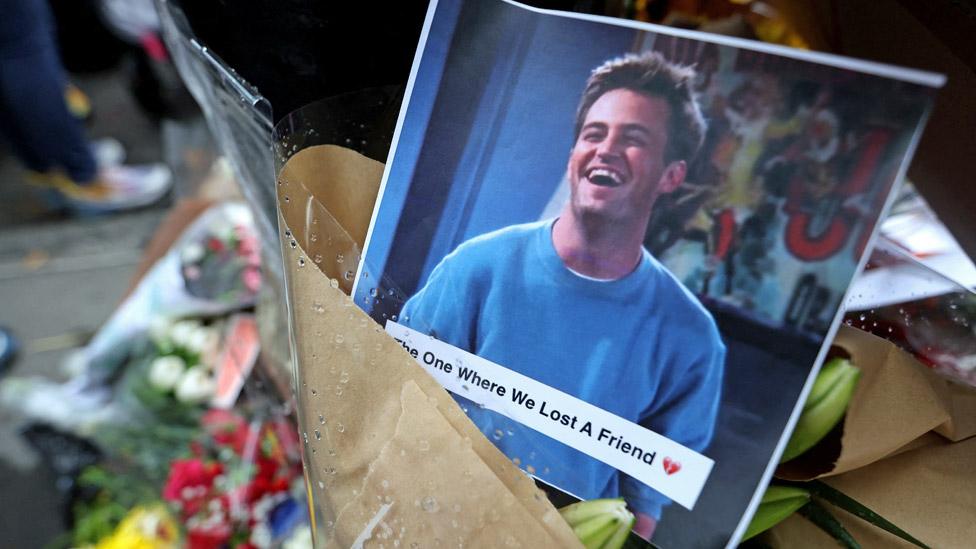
[777,325,976,480]
[765,435,976,548]
[277,145,579,547]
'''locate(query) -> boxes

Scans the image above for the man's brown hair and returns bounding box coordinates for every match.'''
[574,52,706,163]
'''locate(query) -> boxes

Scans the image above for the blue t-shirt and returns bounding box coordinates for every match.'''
[401,220,725,519]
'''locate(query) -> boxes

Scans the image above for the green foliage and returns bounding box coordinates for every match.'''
[70,465,162,547]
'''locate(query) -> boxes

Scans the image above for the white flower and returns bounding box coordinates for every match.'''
[148,355,186,390]
[250,522,272,549]
[174,366,216,404]
[181,242,205,264]
[184,326,218,356]
[169,320,201,351]
[148,317,173,346]
[282,526,313,549]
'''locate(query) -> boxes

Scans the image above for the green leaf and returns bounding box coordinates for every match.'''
[742,490,810,541]
[797,500,861,549]
[805,480,930,548]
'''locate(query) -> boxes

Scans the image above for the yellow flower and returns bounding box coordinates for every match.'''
[95,505,179,549]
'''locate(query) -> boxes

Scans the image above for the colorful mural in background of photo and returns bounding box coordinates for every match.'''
[641,33,923,334]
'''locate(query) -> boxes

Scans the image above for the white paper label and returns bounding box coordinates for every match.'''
[386,321,714,510]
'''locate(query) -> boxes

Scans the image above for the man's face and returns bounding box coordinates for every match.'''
[567,88,684,227]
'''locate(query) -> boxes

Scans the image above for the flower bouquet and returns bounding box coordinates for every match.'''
[120,318,223,426]
[80,202,261,387]
[67,407,307,549]
[741,325,976,547]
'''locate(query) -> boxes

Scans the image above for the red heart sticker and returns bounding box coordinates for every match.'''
[663,457,681,475]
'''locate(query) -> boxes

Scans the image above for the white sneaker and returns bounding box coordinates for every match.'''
[29,163,173,213]
[91,137,126,167]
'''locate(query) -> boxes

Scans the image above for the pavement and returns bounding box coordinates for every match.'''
[0,66,188,547]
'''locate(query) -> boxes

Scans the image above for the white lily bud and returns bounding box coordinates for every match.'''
[174,366,216,404]
[149,355,186,390]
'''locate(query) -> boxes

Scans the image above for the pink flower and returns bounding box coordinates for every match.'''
[184,265,202,280]
[242,266,261,293]
[237,234,259,258]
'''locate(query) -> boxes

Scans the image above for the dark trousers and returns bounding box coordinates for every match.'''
[0,0,97,182]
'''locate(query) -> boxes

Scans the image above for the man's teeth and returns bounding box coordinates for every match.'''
[588,168,623,186]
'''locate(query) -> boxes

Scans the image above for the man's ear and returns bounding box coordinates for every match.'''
[659,160,687,194]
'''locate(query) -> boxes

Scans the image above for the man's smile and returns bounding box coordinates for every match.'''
[585,166,626,187]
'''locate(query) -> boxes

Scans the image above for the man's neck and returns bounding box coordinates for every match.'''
[551,211,645,280]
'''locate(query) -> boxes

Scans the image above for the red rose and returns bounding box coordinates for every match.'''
[207,237,224,253]
[163,458,223,516]
[202,409,253,455]
[187,522,232,549]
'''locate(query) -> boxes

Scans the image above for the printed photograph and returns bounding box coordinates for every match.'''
[353,1,935,545]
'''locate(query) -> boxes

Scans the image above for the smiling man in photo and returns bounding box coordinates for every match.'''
[401,52,725,540]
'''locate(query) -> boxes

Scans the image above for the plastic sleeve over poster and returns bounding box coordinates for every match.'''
[352,0,943,546]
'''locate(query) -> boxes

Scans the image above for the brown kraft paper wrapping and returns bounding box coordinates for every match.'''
[765,435,976,548]
[277,145,580,548]
[777,325,976,481]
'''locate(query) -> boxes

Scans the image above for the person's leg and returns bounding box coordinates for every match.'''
[0,327,17,374]
[0,0,97,183]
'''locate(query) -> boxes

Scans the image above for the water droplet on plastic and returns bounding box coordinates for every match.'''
[298,257,306,267]
[330,278,340,289]
[344,270,354,280]
[314,254,323,264]
[310,233,318,242]
[334,334,344,344]
[391,315,398,322]
[318,481,325,489]
[318,414,325,425]
[312,302,325,314]
[290,240,297,249]
[492,429,503,440]
[526,465,536,474]
[421,496,439,513]
[336,423,345,433]
[314,430,321,440]
[418,440,430,452]
[310,388,318,396]
[340,371,350,383]
[336,253,344,263]
[369,288,378,298]
[284,195,290,202]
